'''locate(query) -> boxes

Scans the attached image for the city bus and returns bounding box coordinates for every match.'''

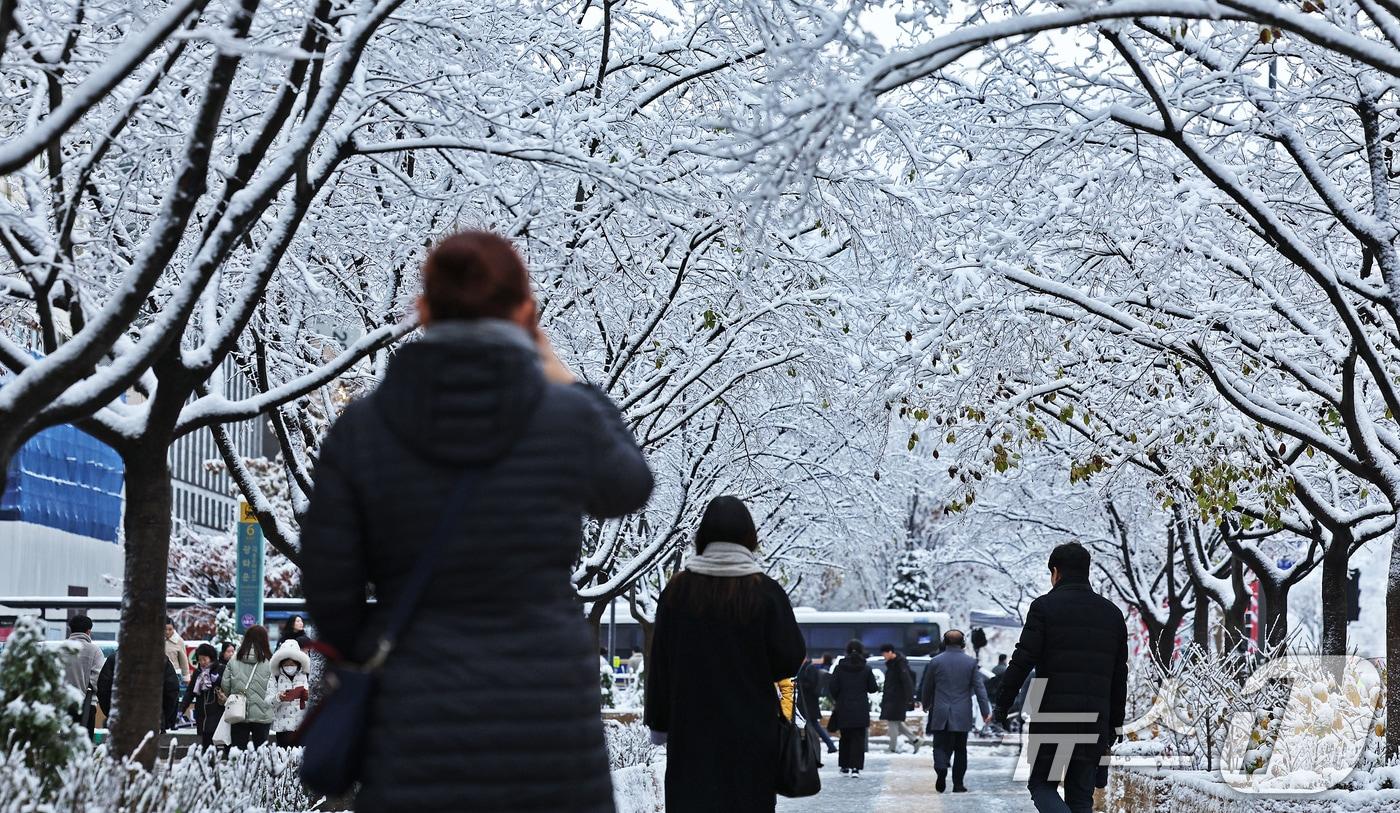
[596,605,950,661]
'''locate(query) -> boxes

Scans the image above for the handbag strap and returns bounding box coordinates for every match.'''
[361,454,505,671]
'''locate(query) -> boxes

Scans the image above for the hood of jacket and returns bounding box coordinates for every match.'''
[272,639,311,673]
[836,654,868,673]
[374,320,545,465]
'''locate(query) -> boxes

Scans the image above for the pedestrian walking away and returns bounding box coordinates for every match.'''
[62,615,105,727]
[918,630,991,793]
[878,643,921,754]
[270,639,311,747]
[180,643,225,749]
[827,639,877,777]
[644,496,807,813]
[794,656,838,756]
[300,230,654,813]
[221,625,275,750]
[994,542,1128,813]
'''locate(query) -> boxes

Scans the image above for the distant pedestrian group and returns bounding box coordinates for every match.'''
[68,614,314,755]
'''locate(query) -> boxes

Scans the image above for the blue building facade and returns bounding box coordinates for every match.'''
[0,425,124,544]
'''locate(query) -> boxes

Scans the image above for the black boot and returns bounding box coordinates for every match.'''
[935,771,946,793]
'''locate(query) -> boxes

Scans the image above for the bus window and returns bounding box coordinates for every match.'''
[907,625,939,656]
[856,625,901,652]
[801,625,854,653]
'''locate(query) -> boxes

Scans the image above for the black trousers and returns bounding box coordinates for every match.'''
[837,728,868,770]
[1028,753,1097,813]
[230,722,270,750]
[933,729,969,785]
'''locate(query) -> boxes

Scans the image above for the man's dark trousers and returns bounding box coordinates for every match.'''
[1027,751,1097,813]
[932,728,969,787]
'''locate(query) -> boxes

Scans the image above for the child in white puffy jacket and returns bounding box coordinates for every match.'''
[270,639,311,746]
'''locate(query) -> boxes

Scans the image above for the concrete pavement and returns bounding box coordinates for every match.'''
[777,746,1033,812]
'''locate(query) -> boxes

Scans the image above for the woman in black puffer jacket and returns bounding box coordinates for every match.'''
[300,231,654,813]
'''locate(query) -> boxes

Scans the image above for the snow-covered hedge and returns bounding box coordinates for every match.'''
[1110,768,1400,812]
[612,762,664,813]
[0,743,318,812]
[605,720,660,771]
[606,720,664,813]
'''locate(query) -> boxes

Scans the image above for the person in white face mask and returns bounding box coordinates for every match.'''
[270,638,312,746]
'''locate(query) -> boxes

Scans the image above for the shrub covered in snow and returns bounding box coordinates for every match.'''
[0,743,318,813]
[600,658,616,708]
[605,720,660,771]
[607,721,663,813]
[1219,656,1384,793]
[0,616,89,786]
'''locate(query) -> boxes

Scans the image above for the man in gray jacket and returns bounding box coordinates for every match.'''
[918,630,991,793]
[63,615,105,728]
[63,615,105,695]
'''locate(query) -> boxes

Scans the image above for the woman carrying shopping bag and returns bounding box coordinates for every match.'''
[180,643,225,749]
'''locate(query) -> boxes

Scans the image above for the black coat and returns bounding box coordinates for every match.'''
[879,654,916,721]
[301,321,654,813]
[996,579,1128,756]
[644,573,806,813]
[827,655,877,730]
[96,654,179,730]
[794,662,826,724]
[180,663,225,742]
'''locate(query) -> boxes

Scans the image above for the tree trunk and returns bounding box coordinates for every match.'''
[1388,528,1400,755]
[1147,608,1186,669]
[586,597,608,658]
[1258,579,1288,654]
[109,445,173,767]
[1192,584,1210,653]
[1222,561,1250,665]
[1319,531,1350,658]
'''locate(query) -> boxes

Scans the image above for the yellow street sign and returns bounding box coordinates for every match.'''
[238,500,258,524]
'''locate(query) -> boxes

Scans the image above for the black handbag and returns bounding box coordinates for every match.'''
[775,704,822,798]
[297,462,495,796]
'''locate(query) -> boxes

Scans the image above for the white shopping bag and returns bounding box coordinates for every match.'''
[212,713,232,747]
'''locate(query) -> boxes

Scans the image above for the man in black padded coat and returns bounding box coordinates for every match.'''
[300,231,654,813]
[994,543,1128,813]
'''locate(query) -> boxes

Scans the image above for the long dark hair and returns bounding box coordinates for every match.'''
[669,496,764,620]
[237,625,272,662]
[281,615,305,640]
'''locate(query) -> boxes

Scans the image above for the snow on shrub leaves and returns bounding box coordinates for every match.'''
[0,743,320,812]
[0,616,89,787]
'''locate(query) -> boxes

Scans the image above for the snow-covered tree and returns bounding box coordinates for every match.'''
[885,550,935,612]
[750,0,1400,750]
[0,617,88,785]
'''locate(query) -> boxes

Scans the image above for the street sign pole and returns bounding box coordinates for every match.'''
[236,501,265,633]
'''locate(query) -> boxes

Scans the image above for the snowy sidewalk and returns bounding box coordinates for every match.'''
[777,747,1033,812]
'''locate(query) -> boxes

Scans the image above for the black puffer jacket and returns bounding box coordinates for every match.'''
[879,654,916,721]
[996,578,1128,756]
[827,655,877,730]
[301,320,653,813]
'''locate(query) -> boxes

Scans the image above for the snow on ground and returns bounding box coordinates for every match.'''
[777,747,1031,812]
